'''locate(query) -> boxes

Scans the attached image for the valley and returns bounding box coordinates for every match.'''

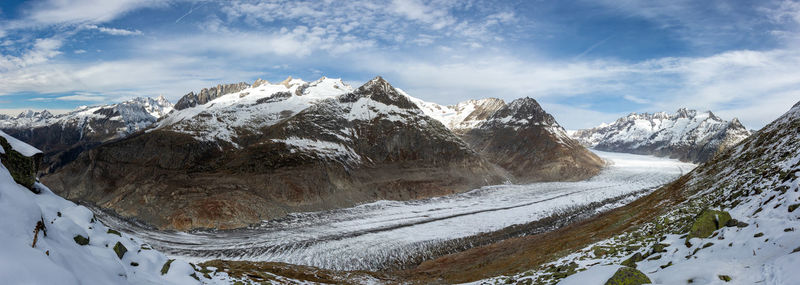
[94,150,694,272]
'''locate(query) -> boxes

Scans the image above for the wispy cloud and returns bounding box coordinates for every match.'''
[85,24,143,36]
[21,0,166,26]
[55,94,108,102]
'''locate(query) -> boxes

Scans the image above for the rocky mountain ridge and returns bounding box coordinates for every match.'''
[0,96,174,173]
[407,95,604,183]
[459,97,605,182]
[571,108,750,163]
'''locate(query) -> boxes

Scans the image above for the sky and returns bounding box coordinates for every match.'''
[0,0,799,129]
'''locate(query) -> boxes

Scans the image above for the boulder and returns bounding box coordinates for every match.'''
[0,133,42,191]
[604,266,651,285]
[686,209,731,240]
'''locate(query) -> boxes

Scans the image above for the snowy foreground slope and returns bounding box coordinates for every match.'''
[0,130,282,284]
[477,103,800,284]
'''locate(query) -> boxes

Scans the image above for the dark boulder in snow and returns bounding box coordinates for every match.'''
[604,266,651,285]
[686,209,731,240]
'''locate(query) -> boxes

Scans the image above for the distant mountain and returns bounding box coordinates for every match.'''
[408,96,605,182]
[571,109,750,163]
[43,76,507,230]
[460,98,605,182]
[0,96,173,173]
[407,97,506,134]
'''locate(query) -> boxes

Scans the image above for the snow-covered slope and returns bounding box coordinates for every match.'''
[571,109,751,163]
[154,76,354,147]
[0,130,204,284]
[405,96,506,134]
[478,102,800,285]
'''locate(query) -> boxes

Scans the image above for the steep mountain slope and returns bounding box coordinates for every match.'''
[408,96,604,182]
[0,96,173,173]
[460,98,605,182]
[410,102,800,284]
[43,77,505,230]
[572,109,750,163]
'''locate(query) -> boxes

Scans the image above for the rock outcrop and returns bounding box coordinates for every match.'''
[173,82,250,110]
[0,131,42,191]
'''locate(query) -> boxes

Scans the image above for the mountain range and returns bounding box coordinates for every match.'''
[571,109,750,163]
[3,76,795,285]
[0,96,173,173]
[1,76,756,232]
[35,76,601,230]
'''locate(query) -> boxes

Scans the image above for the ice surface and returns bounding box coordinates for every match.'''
[97,150,695,271]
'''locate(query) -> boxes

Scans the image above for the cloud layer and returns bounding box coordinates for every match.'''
[0,0,798,130]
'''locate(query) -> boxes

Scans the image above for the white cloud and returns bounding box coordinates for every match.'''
[352,47,800,130]
[55,93,107,101]
[85,24,143,36]
[390,0,456,29]
[623,95,649,104]
[0,37,63,70]
[23,0,166,25]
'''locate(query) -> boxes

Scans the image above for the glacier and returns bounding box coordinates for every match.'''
[96,150,695,271]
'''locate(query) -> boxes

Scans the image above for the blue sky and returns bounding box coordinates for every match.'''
[1,0,799,129]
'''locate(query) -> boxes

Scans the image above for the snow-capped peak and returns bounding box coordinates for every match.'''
[572,108,751,163]
[1,96,173,134]
[404,95,507,133]
[155,76,354,146]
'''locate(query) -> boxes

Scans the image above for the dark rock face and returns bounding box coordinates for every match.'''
[460,97,605,183]
[44,77,506,230]
[572,109,751,163]
[173,82,250,110]
[0,134,42,190]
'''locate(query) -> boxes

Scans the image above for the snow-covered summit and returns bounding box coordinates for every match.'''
[404,96,506,134]
[155,76,354,146]
[0,96,174,133]
[571,108,751,163]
